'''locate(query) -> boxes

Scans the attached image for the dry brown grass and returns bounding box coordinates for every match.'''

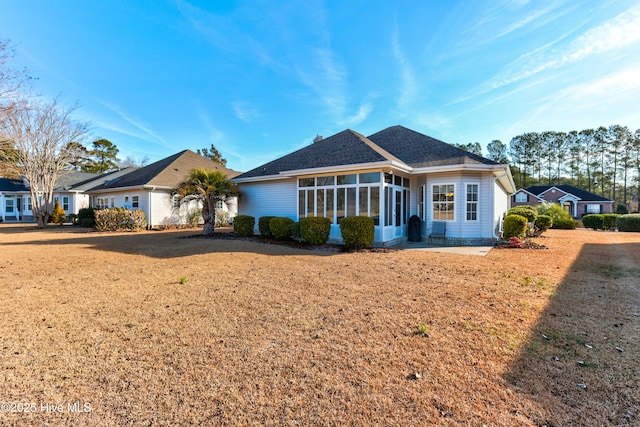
[0,224,638,426]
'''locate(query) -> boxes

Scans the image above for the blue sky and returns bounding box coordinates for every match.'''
[2,0,640,172]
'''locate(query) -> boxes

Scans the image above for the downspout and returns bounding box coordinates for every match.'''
[147,187,155,230]
[493,170,510,240]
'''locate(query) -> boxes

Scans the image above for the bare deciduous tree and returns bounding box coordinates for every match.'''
[1,39,32,177]
[0,99,90,227]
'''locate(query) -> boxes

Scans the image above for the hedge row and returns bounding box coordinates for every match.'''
[582,213,621,230]
[239,215,375,248]
[616,214,640,232]
[94,208,147,231]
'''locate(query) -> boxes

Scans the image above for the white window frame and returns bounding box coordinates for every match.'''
[585,204,600,214]
[465,183,479,222]
[515,192,527,203]
[132,196,139,208]
[432,183,455,221]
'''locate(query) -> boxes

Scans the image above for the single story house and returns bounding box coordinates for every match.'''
[1,150,241,227]
[86,150,241,228]
[232,125,516,246]
[0,171,101,222]
[511,185,614,218]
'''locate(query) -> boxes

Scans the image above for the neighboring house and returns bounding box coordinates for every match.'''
[0,172,100,222]
[1,150,241,227]
[86,150,241,228]
[511,185,614,217]
[232,125,516,246]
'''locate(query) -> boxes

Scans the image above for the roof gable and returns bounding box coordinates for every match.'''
[513,188,544,200]
[525,184,613,202]
[89,150,241,191]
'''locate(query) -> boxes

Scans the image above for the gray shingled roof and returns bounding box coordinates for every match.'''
[526,185,613,202]
[89,150,241,191]
[68,168,138,192]
[238,130,389,179]
[236,125,497,180]
[0,177,27,192]
[368,125,497,168]
[55,172,100,190]
[1,172,101,192]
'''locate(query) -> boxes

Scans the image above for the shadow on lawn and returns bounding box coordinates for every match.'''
[504,241,640,426]
[0,226,340,258]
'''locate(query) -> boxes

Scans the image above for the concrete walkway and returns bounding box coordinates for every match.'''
[391,240,494,256]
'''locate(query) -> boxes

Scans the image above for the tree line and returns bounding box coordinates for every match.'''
[460,125,640,210]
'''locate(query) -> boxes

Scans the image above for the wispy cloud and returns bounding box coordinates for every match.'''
[195,108,224,143]
[485,6,640,92]
[95,100,168,146]
[504,65,640,135]
[231,101,263,122]
[176,0,287,72]
[338,102,373,127]
[391,23,417,108]
[294,46,347,113]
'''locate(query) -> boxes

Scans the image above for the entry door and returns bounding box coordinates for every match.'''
[394,190,403,237]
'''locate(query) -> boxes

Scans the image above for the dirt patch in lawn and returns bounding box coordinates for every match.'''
[0,225,638,426]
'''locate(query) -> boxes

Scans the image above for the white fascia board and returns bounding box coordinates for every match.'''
[232,174,292,184]
[539,186,568,197]
[279,160,412,177]
[412,163,503,175]
[558,193,581,202]
[513,188,544,201]
[233,161,413,184]
[88,185,173,194]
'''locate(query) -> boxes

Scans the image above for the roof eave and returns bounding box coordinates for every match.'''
[280,160,411,177]
[233,161,413,183]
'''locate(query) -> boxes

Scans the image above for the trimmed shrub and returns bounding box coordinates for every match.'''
[291,221,301,239]
[616,214,640,232]
[508,206,538,223]
[534,215,553,234]
[77,207,95,228]
[94,208,147,231]
[233,215,255,237]
[300,217,331,245]
[538,202,577,229]
[258,216,276,238]
[602,213,620,230]
[582,214,603,230]
[616,204,629,214]
[269,217,294,240]
[340,216,374,249]
[51,200,66,225]
[503,214,528,239]
[551,217,578,229]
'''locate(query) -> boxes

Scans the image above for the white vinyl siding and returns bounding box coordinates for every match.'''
[238,179,298,223]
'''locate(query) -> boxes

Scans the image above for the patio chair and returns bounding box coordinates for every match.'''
[428,220,446,244]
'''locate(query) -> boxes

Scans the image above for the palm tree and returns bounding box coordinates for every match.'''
[174,168,239,235]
